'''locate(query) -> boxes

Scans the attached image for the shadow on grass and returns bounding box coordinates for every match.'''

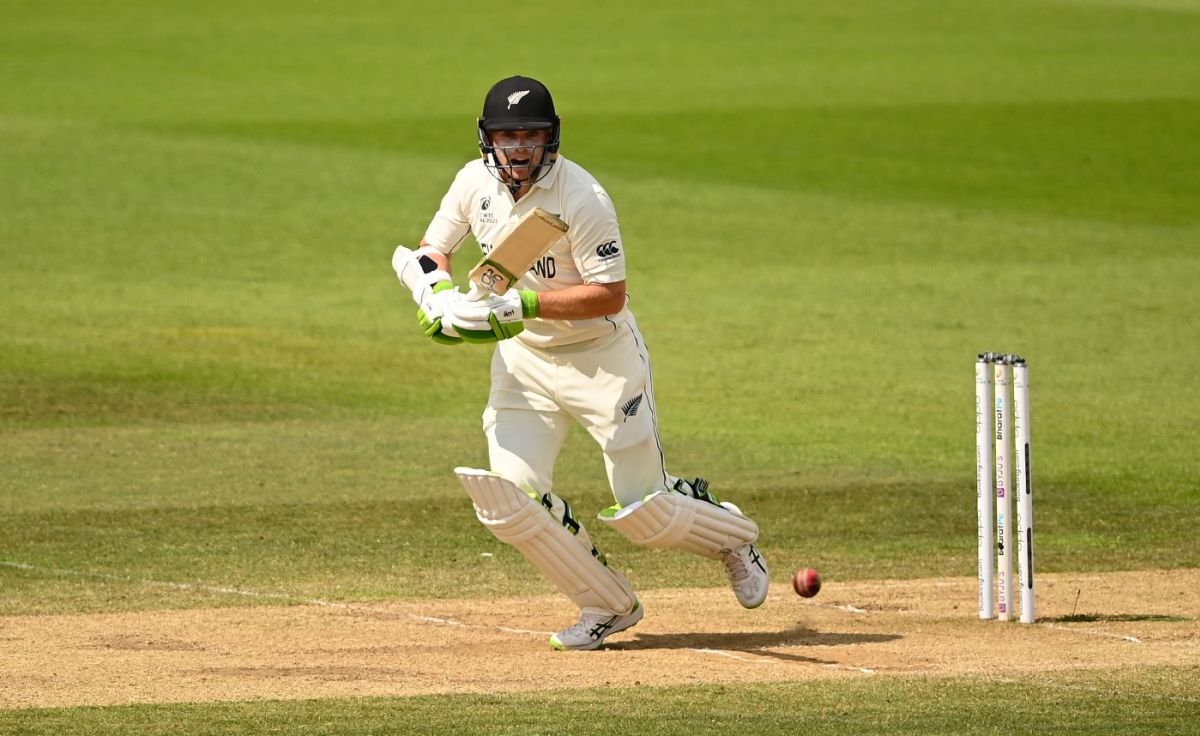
[1044,613,1191,624]
[609,625,900,661]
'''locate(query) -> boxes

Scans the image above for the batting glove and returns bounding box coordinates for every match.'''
[445,290,539,344]
[417,282,464,345]
[392,244,465,345]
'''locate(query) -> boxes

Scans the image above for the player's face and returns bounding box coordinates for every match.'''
[489,129,551,183]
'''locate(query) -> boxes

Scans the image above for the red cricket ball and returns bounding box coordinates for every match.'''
[793,568,822,598]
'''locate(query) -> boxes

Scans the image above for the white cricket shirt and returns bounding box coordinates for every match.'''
[423,156,628,347]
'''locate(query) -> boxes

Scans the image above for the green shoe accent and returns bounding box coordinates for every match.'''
[598,503,622,519]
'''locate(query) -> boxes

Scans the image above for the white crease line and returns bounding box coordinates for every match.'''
[823,664,877,674]
[834,575,1119,593]
[1041,623,1143,644]
[687,647,877,674]
[5,560,870,659]
[1,560,552,638]
[688,647,774,664]
[498,626,552,636]
[2,560,296,601]
[413,616,465,626]
[832,580,965,591]
[832,604,869,614]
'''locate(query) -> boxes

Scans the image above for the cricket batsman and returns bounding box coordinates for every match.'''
[391,76,768,650]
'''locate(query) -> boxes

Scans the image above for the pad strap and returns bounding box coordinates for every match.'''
[598,488,759,560]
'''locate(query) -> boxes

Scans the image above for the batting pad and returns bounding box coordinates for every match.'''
[598,490,759,560]
[454,467,637,615]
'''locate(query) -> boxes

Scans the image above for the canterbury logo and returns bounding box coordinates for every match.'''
[621,394,643,421]
[507,91,531,108]
[596,241,620,258]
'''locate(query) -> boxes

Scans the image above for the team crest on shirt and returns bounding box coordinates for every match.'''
[479,196,498,225]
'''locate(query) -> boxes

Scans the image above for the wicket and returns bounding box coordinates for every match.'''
[976,352,1035,623]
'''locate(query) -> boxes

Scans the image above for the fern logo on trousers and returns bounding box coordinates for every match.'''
[621,394,643,422]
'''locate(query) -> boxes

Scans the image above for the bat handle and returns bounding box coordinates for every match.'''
[466,283,489,301]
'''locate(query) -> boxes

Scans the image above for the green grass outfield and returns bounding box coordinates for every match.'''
[6,674,1199,736]
[2,0,1198,733]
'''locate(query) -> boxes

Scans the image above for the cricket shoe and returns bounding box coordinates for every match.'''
[722,542,769,609]
[550,602,644,651]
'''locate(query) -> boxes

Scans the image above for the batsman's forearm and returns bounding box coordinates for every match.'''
[534,282,626,320]
[417,241,453,276]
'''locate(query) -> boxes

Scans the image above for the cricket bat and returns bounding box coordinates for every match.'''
[467,207,567,300]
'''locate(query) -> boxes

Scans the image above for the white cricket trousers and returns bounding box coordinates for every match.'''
[483,313,670,508]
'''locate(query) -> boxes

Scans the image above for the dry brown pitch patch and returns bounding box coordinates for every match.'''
[1,569,1196,709]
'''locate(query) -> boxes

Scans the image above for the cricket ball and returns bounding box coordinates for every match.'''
[792,568,821,598]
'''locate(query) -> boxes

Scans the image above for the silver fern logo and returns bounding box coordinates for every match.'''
[620,394,643,422]
[507,90,531,109]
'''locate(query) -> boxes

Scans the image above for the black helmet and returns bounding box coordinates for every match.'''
[477,76,561,188]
